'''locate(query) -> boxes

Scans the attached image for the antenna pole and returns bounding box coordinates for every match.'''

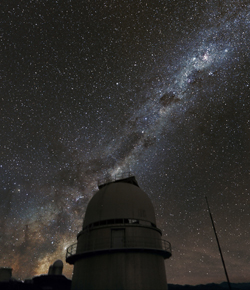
[205,196,232,290]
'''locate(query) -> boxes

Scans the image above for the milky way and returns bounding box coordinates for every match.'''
[1,0,250,285]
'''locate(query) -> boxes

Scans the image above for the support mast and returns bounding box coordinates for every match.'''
[205,196,231,290]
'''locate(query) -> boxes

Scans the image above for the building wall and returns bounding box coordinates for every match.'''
[71,252,167,290]
[76,224,162,254]
[71,224,168,290]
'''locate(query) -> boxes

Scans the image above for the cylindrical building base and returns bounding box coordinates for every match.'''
[71,251,168,290]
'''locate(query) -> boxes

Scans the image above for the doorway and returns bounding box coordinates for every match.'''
[111,229,125,248]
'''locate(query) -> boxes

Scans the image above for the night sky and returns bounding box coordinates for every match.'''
[1,0,250,285]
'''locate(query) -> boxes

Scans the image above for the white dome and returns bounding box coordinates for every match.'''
[83,181,156,227]
[53,260,63,268]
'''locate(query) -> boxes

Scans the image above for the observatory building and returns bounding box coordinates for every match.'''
[66,175,171,290]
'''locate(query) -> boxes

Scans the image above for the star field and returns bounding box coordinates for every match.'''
[1,0,250,285]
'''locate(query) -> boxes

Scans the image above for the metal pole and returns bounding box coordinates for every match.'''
[205,196,232,290]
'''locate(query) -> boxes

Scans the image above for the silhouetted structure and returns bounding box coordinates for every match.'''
[0,268,12,282]
[205,197,232,290]
[0,261,71,290]
[66,174,172,290]
[48,259,63,275]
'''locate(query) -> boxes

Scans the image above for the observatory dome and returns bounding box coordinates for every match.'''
[53,260,63,268]
[83,181,156,227]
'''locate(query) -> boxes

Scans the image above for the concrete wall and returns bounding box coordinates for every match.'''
[71,224,168,290]
[76,224,162,253]
[71,251,167,290]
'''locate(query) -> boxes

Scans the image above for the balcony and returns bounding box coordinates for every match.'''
[66,237,171,264]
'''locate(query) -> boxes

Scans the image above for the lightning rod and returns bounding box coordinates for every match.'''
[205,196,232,290]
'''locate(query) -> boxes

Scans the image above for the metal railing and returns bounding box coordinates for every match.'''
[66,243,77,259]
[66,237,171,260]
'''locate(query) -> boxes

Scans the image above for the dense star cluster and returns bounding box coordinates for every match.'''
[1,0,249,285]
